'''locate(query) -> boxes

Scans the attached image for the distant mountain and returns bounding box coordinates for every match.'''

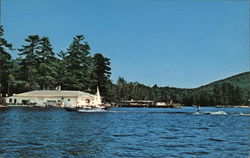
[196,72,250,91]
[186,72,250,106]
[112,72,249,106]
[159,72,250,106]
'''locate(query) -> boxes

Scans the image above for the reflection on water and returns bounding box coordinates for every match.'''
[0,107,249,157]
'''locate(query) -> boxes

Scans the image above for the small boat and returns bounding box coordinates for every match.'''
[77,87,108,112]
[65,87,109,112]
[0,105,7,108]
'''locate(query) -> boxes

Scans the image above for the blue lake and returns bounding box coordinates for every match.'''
[0,107,249,157]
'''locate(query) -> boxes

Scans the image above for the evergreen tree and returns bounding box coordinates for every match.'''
[56,51,67,88]
[92,53,111,101]
[18,35,40,90]
[116,77,127,101]
[36,37,57,89]
[231,86,244,105]
[63,35,92,90]
[0,26,13,96]
[7,58,31,94]
[212,84,223,105]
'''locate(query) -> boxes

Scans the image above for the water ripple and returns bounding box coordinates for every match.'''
[160,136,178,140]
[208,138,225,142]
[0,107,249,157]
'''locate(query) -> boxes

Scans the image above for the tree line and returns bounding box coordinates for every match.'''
[0,26,248,106]
[0,26,112,101]
[111,76,249,106]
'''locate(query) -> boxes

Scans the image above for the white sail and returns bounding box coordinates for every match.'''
[94,86,102,106]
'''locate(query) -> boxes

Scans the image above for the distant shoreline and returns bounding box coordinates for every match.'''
[3,104,249,109]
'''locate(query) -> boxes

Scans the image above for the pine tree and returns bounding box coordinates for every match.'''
[92,53,112,101]
[0,26,13,96]
[18,35,40,90]
[63,35,92,90]
[36,37,57,89]
[56,51,67,88]
[116,77,127,101]
[212,84,223,105]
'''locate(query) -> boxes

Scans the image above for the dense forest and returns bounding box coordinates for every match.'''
[112,72,250,106]
[0,26,249,106]
[0,26,112,101]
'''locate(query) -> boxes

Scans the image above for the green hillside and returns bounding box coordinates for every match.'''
[197,72,250,91]
[186,71,250,106]
[111,72,250,106]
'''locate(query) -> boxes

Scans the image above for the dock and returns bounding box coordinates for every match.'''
[116,100,182,108]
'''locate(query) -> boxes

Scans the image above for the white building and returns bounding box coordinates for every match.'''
[5,90,99,108]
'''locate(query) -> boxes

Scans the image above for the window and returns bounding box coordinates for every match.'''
[9,98,12,103]
[86,99,90,103]
[22,100,28,105]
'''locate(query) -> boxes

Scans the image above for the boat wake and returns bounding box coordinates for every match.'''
[194,112,201,115]
[205,111,228,115]
[78,109,106,113]
[106,111,192,114]
[75,109,247,116]
[194,111,228,115]
[239,113,250,116]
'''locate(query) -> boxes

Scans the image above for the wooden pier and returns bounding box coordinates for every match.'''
[116,100,182,108]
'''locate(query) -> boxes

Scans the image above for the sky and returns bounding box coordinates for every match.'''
[2,0,249,88]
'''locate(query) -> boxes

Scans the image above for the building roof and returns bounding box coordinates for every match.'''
[12,90,95,97]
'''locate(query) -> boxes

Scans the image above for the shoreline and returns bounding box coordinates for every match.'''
[3,105,250,109]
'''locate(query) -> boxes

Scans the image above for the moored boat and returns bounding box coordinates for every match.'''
[0,105,7,108]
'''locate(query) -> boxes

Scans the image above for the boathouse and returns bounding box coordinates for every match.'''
[5,90,97,108]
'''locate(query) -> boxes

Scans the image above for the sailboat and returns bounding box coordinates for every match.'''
[78,87,107,112]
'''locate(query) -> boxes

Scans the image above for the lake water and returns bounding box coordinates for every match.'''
[0,107,249,157]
